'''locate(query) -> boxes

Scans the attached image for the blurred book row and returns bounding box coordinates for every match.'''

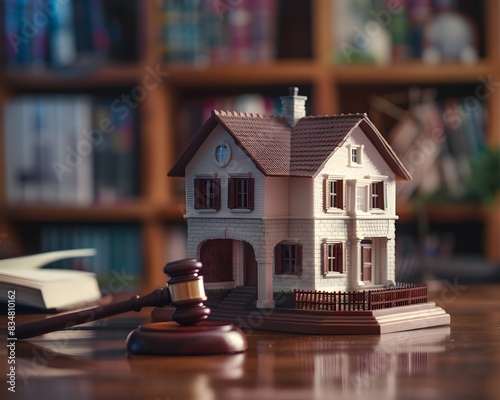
[334,0,482,65]
[3,95,139,205]
[3,0,139,70]
[374,90,487,202]
[160,0,276,64]
[40,223,142,286]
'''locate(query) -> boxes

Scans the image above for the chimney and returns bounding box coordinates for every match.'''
[280,87,307,127]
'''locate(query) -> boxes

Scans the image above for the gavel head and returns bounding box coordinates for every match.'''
[163,259,211,326]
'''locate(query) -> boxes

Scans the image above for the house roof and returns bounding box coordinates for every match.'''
[168,110,411,181]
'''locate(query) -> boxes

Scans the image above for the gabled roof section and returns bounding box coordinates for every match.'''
[169,110,291,177]
[168,110,411,181]
[291,114,364,176]
[214,110,291,176]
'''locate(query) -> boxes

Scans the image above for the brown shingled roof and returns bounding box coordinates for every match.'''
[168,110,411,181]
[214,110,291,176]
[291,114,364,176]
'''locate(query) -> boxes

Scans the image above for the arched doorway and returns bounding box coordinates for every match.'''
[199,239,257,286]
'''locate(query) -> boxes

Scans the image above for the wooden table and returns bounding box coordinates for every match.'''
[2,284,500,400]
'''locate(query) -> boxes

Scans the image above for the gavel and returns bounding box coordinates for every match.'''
[16,259,247,356]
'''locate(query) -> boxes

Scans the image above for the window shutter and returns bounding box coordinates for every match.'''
[336,243,344,273]
[228,178,235,209]
[378,181,385,210]
[214,179,221,210]
[338,180,344,209]
[322,242,328,275]
[296,244,303,275]
[275,244,283,274]
[194,179,202,209]
[323,179,328,211]
[247,178,255,210]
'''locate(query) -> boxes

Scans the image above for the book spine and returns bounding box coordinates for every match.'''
[114,106,136,200]
[48,0,76,67]
[4,0,19,67]
[89,0,109,54]
[55,96,77,204]
[20,98,40,203]
[92,100,117,204]
[387,0,409,61]
[31,0,48,69]
[3,98,23,204]
[38,97,59,203]
[228,0,251,63]
[408,0,433,59]
[250,0,276,62]
[74,96,94,205]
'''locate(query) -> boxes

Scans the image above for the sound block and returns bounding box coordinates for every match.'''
[126,321,247,356]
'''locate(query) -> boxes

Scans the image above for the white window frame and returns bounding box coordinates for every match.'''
[365,175,388,214]
[322,241,345,276]
[348,144,364,167]
[324,176,345,213]
[213,141,232,167]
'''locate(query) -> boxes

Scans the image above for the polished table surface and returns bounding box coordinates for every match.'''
[2,283,500,400]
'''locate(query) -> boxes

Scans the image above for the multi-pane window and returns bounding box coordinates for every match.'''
[322,242,344,274]
[194,178,220,210]
[351,148,359,163]
[371,181,385,210]
[215,144,230,166]
[325,179,344,210]
[228,177,254,210]
[349,145,363,166]
[275,243,302,275]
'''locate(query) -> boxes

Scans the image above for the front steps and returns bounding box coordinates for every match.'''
[208,286,257,319]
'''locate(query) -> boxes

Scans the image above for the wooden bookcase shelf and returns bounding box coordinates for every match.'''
[1,0,499,290]
[0,64,144,90]
[333,62,494,84]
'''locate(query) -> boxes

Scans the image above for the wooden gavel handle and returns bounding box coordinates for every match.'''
[16,287,171,339]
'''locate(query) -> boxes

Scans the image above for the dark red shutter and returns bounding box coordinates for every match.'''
[214,179,221,210]
[336,243,344,273]
[296,244,302,275]
[275,244,283,274]
[378,182,385,210]
[194,179,202,209]
[247,178,254,210]
[338,180,344,209]
[228,178,235,209]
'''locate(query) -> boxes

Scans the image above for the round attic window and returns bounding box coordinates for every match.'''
[214,143,231,167]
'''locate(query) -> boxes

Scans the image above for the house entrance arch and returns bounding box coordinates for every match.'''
[199,239,257,286]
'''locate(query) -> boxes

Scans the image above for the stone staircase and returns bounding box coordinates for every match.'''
[208,286,257,321]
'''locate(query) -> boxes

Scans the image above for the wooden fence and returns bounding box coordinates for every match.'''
[294,284,427,311]
[368,284,428,310]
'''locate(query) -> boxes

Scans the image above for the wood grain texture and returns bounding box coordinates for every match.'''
[3,285,500,399]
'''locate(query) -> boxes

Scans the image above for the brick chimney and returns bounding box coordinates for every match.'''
[280,87,307,127]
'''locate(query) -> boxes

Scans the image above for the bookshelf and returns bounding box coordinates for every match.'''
[1,0,499,291]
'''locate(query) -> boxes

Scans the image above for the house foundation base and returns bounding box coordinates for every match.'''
[153,302,450,335]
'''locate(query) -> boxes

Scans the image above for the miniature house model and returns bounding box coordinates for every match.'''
[169,88,411,309]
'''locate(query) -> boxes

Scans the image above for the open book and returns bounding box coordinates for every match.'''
[0,249,101,310]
